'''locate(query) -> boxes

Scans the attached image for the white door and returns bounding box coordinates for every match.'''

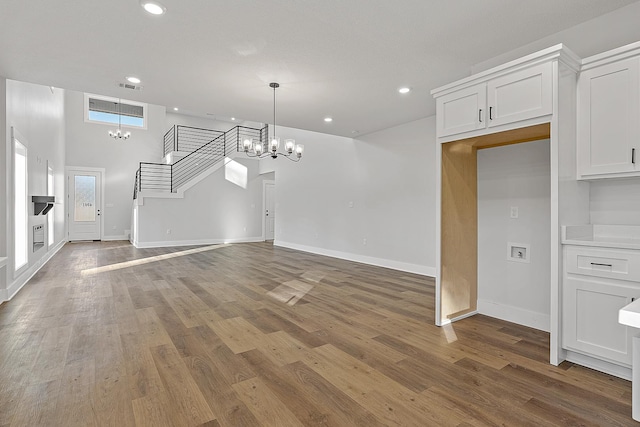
[265,182,275,241]
[68,169,102,241]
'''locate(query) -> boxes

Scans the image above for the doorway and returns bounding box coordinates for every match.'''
[264,181,275,241]
[67,167,104,241]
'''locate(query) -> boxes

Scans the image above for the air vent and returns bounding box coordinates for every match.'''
[119,83,143,91]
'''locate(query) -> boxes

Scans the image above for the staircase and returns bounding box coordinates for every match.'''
[133,124,268,199]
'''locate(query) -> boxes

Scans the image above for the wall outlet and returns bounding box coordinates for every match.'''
[510,206,519,219]
[348,201,354,208]
[112,225,116,230]
[362,238,367,245]
[166,228,171,234]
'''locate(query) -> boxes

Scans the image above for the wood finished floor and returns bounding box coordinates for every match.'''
[0,241,634,426]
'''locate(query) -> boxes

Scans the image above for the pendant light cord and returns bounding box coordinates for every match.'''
[273,85,276,140]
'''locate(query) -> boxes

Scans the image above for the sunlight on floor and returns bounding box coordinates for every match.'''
[267,279,314,306]
[81,243,230,276]
[443,323,458,343]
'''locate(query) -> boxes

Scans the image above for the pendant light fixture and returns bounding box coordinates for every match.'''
[243,82,303,161]
[108,99,131,140]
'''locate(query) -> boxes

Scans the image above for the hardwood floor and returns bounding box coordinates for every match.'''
[0,241,634,426]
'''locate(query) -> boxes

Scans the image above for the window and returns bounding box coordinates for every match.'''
[84,93,147,129]
[48,163,54,248]
[14,137,28,271]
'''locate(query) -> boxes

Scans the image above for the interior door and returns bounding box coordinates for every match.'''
[68,169,102,241]
[265,182,275,241]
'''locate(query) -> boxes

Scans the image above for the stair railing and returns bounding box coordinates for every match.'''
[134,124,266,199]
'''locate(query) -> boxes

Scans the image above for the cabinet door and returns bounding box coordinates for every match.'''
[487,62,553,128]
[577,57,640,178]
[436,83,486,137]
[563,276,638,366]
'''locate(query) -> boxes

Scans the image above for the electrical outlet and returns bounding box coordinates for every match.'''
[112,225,116,230]
[362,238,367,245]
[166,228,171,234]
[348,201,354,208]
[510,206,519,219]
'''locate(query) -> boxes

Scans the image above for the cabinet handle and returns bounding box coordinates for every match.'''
[590,262,613,267]
[479,109,483,123]
[633,148,636,165]
[489,106,493,120]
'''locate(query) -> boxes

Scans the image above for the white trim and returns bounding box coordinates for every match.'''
[275,240,436,277]
[0,257,7,269]
[477,299,550,332]
[133,236,264,249]
[102,234,130,241]
[262,179,275,241]
[1,239,66,303]
[565,350,631,381]
[66,166,106,241]
[438,310,479,326]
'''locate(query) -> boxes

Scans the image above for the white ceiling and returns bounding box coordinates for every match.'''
[0,0,638,137]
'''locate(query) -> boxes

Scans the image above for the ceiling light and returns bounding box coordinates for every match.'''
[242,82,304,162]
[231,117,236,121]
[398,87,411,94]
[126,76,141,84]
[173,107,179,111]
[142,1,166,15]
[324,117,333,123]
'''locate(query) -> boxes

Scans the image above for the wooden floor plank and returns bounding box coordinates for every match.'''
[0,241,634,427]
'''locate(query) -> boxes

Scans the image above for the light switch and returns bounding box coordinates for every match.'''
[510,206,519,219]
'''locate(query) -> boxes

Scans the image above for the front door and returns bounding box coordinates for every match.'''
[68,169,102,241]
[265,182,275,240]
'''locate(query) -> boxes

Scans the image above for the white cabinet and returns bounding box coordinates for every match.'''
[435,62,553,138]
[436,84,486,137]
[577,56,640,179]
[563,245,640,367]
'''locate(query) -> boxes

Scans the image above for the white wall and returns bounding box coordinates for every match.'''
[270,116,436,276]
[165,112,256,133]
[471,2,640,73]
[0,77,6,292]
[477,140,551,331]
[590,180,640,225]
[3,79,66,300]
[134,157,267,247]
[65,90,166,240]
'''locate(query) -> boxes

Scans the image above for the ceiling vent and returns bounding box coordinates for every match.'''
[119,82,143,91]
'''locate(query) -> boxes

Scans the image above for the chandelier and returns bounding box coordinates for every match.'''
[108,98,131,140]
[243,82,303,161]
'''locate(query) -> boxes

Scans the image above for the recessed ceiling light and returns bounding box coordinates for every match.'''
[126,76,141,84]
[142,1,166,15]
[324,117,333,123]
[173,107,179,111]
[231,117,236,121]
[398,87,411,94]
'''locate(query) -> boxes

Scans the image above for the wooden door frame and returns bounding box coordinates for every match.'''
[262,179,276,241]
[65,166,105,241]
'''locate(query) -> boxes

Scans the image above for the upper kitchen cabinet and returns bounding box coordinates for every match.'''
[434,50,560,142]
[577,44,640,180]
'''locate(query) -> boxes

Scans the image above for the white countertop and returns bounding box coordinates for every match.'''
[620,299,640,329]
[562,225,640,250]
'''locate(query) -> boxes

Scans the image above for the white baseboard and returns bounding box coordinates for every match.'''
[565,350,631,381]
[102,234,130,241]
[1,239,67,303]
[134,236,264,249]
[274,240,436,277]
[477,299,550,332]
[438,310,479,326]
